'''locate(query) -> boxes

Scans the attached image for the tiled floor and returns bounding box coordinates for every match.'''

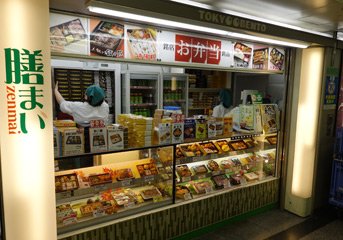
[192,205,343,240]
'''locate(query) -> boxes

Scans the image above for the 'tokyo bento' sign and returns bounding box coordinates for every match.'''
[4,48,47,134]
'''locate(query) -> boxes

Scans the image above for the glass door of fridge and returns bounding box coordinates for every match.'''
[121,72,159,117]
[162,73,188,116]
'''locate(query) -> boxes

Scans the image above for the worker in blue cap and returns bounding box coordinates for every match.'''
[54,82,109,127]
[212,88,233,118]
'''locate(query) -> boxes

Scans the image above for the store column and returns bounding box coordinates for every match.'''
[0,1,56,240]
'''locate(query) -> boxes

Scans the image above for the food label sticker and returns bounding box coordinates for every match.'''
[205,187,213,194]
[144,175,155,183]
[121,180,132,187]
[183,193,192,200]
[193,156,202,162]
[212,170,221,176]
[223,179,230,188]
[62,217,77,226]
[124,202,135,209]
[94,184,107,192]
[153,196,163,203]
[241,178,247,185]
[92,208,105,218]
[181,176,192,182]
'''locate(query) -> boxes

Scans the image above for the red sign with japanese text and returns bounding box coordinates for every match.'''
[175,34,221,65]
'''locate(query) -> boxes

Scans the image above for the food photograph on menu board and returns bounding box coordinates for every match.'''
[126,27,157,61]
[90,19,124,58]
[50,17,87,53]
[233,42,253,68]
[269,47,285,71]
[252,46,269,70]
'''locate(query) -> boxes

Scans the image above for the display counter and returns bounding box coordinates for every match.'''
[54,130,278,238]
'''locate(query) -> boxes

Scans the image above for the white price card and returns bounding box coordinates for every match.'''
[62,217,77,226]
[223,179,230,188]
[121,180,132,187]
[92,208,105,218]
[124,202,135,209]
[57,191,72,199]
[144,175,155,183]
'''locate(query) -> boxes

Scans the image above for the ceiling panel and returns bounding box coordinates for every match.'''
[185,0,343,35]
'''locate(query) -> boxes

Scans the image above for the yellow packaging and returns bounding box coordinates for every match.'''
[223,117,233,136]
[53,119,76,127]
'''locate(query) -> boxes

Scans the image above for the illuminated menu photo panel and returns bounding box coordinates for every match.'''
[50,12,286,72]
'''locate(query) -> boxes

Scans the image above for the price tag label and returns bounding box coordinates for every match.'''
[193,156,201,162]
[92,208,105,218]
[183,193,192,200]
[240,178,247,185]
[223,179,230,188]
[144,175,155,183]
[205,187,213,194]
[121,180,132,187]
[62,217,77,226]
[124,202,135,209]
[94,184,107,192]
[181,176,191,182]
[57,191,72,199]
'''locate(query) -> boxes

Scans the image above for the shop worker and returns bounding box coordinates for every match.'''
[212,88,233,118]
[54,82,109,127]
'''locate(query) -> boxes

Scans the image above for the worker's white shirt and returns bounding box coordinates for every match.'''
[60,100,109,127]
[212,104,232,118]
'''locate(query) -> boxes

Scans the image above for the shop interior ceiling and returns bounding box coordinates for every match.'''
[49,0,343,39]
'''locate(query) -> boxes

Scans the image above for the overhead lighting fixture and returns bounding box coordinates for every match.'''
[88,6,309,48]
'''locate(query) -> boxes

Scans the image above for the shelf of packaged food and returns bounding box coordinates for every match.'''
[130,86,154,90]
[130,103,157,107]
[188,88,221,92]
[56,174,173,204]
[174,176,276,203]
[57,197,172,235]
[163,100,186,103]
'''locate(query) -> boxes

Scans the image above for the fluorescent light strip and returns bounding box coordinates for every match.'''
[88,6,228,35]
[88,6,309,48]
[170,0,333,38]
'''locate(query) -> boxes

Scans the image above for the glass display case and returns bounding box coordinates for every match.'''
[174,133,277,201]
[54,145,174,234]
[54,130,277,234]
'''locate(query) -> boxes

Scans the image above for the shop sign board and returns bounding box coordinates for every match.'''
[324,67,339,105]
[4,48,48,134]
[49,12,285,72]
